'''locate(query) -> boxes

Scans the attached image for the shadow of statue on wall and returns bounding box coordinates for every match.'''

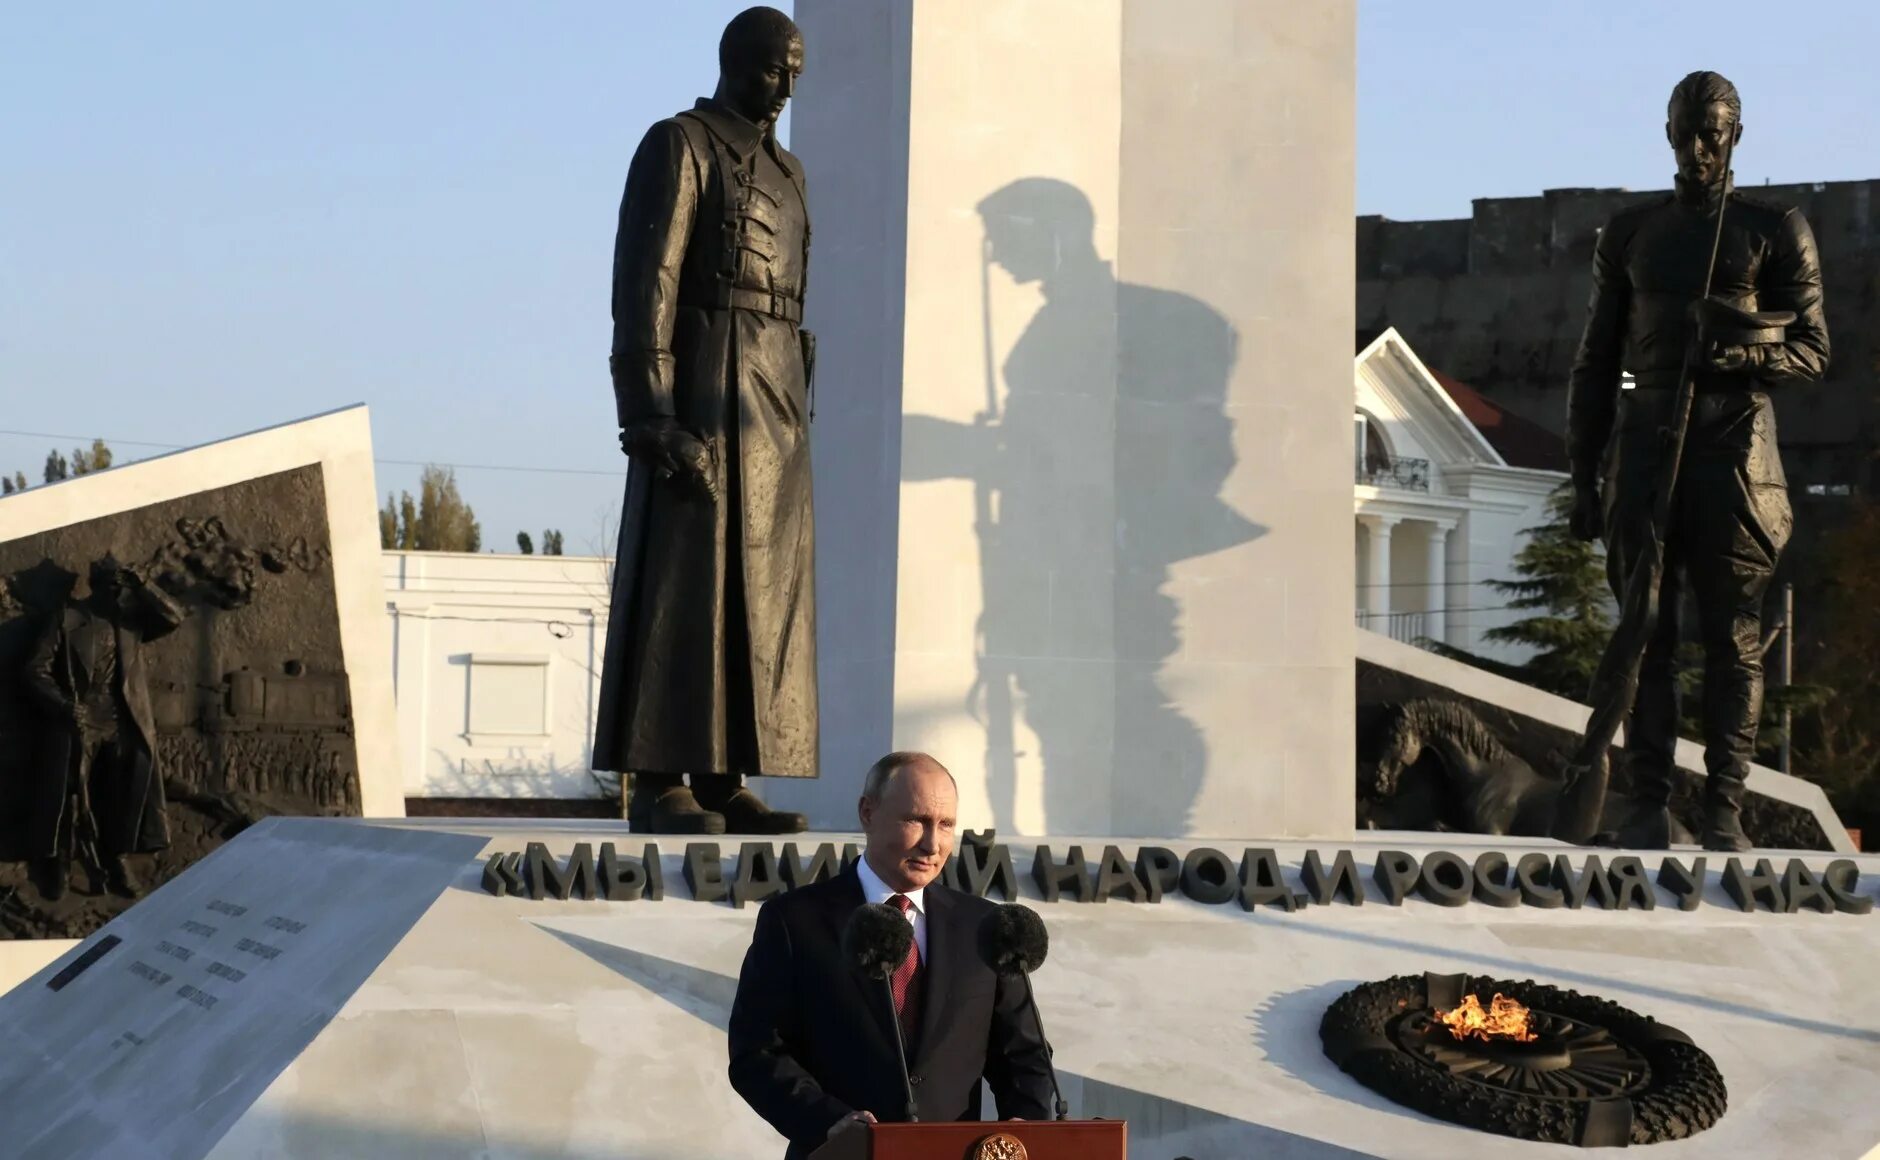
[903,177,1265,834]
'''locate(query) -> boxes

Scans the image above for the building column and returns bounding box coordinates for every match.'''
[1421,522,1450,644]
[1359,514,1397,627]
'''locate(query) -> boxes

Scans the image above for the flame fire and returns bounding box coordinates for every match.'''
[1435,993,1537,1043]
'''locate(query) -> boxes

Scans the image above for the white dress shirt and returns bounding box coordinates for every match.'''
[856,854,927,963]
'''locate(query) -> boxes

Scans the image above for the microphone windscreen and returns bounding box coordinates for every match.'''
[842,902,915,981]
[975,903,1049,975]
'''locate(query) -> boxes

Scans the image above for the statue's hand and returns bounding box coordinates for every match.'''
[1568,483,1604,543]
[666,429,717,501]
[621,420,718,502]
[1707,338,1759,376]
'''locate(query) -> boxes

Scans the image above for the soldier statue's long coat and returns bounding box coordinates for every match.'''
[594,98,819,780]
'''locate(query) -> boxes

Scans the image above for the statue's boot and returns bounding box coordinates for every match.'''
[108,855,144,899]
[695,774,807,835]
[627,773,725,835]
[1701,771,1752,853]
[1611,801,1671,850]
[1612,759,1672,849]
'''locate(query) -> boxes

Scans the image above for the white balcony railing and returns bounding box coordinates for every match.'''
[1355,610,1428,645]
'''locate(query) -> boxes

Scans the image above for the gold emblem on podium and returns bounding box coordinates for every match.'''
[971,1131,1028,1160]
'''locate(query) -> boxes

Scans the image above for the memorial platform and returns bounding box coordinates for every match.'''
[2,818,1876,1158]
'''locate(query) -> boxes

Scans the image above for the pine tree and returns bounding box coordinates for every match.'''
[1427,482,1612,701]
[517,531,535,555]
[10,472,24,493]
[543,529,564,556]
[1784,499,1878,839]
[1,477,15,496]
[43,451,69,484]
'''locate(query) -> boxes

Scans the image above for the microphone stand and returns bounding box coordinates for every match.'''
[882,977,918,1123]
[1019,972,1069,1121]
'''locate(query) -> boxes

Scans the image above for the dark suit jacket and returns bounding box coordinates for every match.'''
[727,865,1055,1158]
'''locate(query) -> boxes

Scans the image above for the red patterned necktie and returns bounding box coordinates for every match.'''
[888,893,923,1049]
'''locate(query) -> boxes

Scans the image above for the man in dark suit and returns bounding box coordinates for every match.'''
[728,751,1055,1157]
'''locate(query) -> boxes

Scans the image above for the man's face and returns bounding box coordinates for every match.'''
[858,762,958,893]
[1668,100,1739,186]
[723,35,804,128]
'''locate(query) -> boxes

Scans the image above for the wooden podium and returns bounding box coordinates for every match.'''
[809,1119,1125,1159]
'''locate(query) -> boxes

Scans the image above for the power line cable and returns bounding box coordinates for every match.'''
[0,428,624,478]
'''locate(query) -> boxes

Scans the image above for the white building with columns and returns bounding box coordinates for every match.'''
[1354,328,1569,662]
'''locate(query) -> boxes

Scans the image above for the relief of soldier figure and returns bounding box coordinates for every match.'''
[22,554,184,900]
[1,498,356,937]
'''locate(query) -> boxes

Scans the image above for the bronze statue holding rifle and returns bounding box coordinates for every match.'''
[1555,71,1830,851]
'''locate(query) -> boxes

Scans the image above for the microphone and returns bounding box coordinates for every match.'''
[842,902,918,1123]
[975,904,1068,1121]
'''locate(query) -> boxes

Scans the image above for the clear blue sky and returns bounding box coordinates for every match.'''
[4,2,1874,550]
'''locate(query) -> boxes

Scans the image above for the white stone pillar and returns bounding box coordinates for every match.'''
[1444,519,1470,649]
[1360,514,1396,626]
[788,0,1357,840]
[1421,522,1449,645]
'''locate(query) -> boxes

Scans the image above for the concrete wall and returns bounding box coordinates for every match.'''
[791,0,913,802]
[786,0,1357,839]
[383,552,611,801]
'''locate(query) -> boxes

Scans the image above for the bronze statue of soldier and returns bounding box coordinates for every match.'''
[23,554,185,898]
[1564,71,1829,851]
[595,6,817,835]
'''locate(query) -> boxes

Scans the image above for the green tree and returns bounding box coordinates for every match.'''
[398,493,420,550]
[10,472,24,493]
[417,466,480,552]
[43,451,69,484]
[1788,499,1880,844]
[543,529,564,556]
[71,439,113,475]
[1427,481,1612,701]
[378,466,482,552]
[517,531,535,555]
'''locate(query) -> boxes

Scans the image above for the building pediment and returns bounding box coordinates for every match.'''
[1356,329,1507,476]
